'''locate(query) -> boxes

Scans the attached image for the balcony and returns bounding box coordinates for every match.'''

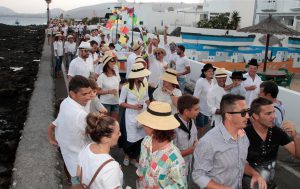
[261,0,277,12]
[290,0,300,11]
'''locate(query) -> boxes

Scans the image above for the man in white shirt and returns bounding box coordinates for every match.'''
[50,75,92,185]
[126,42,142,78]
[68,41,94,81]
[90,28,100,45]
[175,45,191,93]
[207,68,228,127]
[243,59,262,107]
[64,35,76,70]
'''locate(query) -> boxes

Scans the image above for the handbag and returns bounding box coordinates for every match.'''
[70,158,114,189]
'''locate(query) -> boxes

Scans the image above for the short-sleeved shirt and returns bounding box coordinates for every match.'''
[152,87,182,114]
[274,101,285,127]
[175,56,190,78]
[137,136,187,188]
[193,78,214,116]
[245,125,291,167]
[173,115,198,175]
[64,41,76,54]
[68,56,94,78]
[97,73,120,105]
[78,143,123,189]
[148,56,167,87]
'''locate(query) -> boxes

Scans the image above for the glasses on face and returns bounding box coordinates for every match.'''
[226,108,250,117]
[110,59,116,63]
[154,52,162,55]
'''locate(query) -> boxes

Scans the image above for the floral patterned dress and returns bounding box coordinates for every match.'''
[137,136,187,189]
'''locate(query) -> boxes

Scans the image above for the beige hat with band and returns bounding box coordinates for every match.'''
[101,55,114,66]
[215,68,228,78]
[132,42,142,52]
[135,56,146,64]
[160,69,179,85]
[136,101,180,130]
[128,63,151,79]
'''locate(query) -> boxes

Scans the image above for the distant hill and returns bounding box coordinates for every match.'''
[0,6,16,15]
[0,2,197,18]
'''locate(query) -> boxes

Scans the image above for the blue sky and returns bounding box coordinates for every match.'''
[1,0,203,14]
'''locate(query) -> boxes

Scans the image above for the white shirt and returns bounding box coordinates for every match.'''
[53,40,64,56]
[97,73,120,105]
[148,55,167,87]
[153,87,182,114]
[125,53,137,78]
[64,41,76,54]
[176,56,190,78]
[207,84,227,126]
[90,35,101,45]
[68,56,94,78]
[193,78,214,116]
[242,73,262,107]
[119,84,149,142]
[78,143,123,189]
[88,52,99,71]
[53,97,89,176]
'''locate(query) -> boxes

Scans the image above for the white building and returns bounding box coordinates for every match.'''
[255,0,300,31]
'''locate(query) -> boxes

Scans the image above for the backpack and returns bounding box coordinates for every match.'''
[70,159,114,189]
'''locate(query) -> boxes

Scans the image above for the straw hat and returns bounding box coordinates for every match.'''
[153,48,166,56]
[67,35,73,39]
[78,41,92,49]
[132,42,142,52]
[160,69,179,85]
[55,33,62,37]
[84,34,91,39]
[135,56,146,64]
[101,54,114,67]
[128,63,151,79]
[215,68,228,78]
[136,101,180,130]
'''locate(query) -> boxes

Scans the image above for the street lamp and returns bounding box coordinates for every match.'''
[45,0,52,26]
[114,6,122,42]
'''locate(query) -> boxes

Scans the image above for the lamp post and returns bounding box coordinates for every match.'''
[45,0,52,26]
[114,6,122,43]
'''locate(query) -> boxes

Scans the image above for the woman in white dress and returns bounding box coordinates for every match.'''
[76,113,123,189]
[119,63,151,167]
[193,63,216,136]
[153,69,182,114]
[97,55,120,120]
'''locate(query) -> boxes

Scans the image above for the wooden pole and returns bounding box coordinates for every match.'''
[263,34,270,72]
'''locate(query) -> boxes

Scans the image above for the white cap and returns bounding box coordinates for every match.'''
[78,41,91,49]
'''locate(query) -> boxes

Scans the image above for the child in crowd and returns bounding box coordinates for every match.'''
[226,71,246,96]
[173,95,199,183]
[87,79,107,113]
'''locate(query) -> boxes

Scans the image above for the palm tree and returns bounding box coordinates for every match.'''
[229,11,241,30]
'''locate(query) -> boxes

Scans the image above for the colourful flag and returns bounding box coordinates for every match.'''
[119,35,127,45]
[132,14,137,25]
[120,26,129,34]
[109,15,117,20]
[106,22,113,29]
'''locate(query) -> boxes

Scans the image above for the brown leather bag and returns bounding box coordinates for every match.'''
[70,158,114,189]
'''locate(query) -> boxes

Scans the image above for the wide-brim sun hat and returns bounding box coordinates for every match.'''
[215,68,228,78]
[153,48,166,56]
[78,41,92,50]
[101,54,114,67]
[135,56,146,64]
[128,63,151,79]
[132,42,142,52]
[160,69,179,85]
[230,71,246,81]
[136,101,180,130]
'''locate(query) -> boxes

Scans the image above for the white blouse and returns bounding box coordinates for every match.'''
[193,78,214,116]
[242,73,262,107]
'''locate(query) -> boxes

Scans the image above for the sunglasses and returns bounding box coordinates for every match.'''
[226,108,250,117]
[154,52,162,55]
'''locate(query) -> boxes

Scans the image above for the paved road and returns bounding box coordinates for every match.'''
[54,61,300,189]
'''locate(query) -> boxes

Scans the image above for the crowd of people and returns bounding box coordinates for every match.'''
[47,20,300,189]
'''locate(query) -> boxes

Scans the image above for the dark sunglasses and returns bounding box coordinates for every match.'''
[226,108,250,117]
[154,52,162,55]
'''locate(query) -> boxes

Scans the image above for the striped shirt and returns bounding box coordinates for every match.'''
[192,122,249,189]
